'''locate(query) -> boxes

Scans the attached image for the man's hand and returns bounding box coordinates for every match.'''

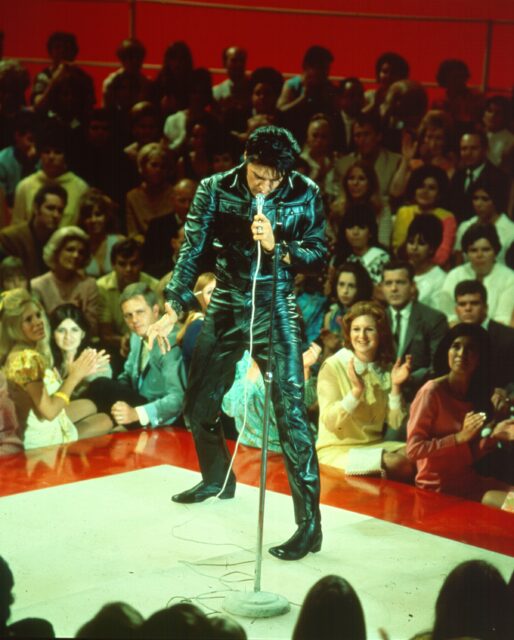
[147,303,178,354]
[491,419,514,442]
[252,212,275,253]
[111,401,138,425]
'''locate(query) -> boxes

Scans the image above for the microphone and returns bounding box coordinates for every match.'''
[255,193,265,216]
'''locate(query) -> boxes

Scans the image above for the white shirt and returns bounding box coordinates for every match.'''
[414,266,446,309]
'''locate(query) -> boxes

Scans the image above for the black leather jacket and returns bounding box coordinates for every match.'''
[164,163,327,312]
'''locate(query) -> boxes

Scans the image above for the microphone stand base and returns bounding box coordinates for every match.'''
[223,590,290,618]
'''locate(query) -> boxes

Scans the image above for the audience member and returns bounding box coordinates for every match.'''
[207,615,247,640]
[295,273,329,347]
[317,301,414,480]
[0,555,55,638]
[0,60,31,149]
[407,323,514,503]
[392,165,456,266]
[126,142,175,237]
[31,226,100,334]
[439,223,514,325]
[0,112,37,208]
[89,282,186,429]
[212,46,250,113]
[0,257,29,293]
[382,261,448,400]
[49,304,112,399]
[0,289,110,449]
[380,79,428,152]
[329,159,391,247]
[364,51,409,114]
[334,203,390,285]
[123,102,162,169]
[447,130,510,223]
[293,574,366,640]
[454,280,514,392]
[277,45,336,145]
[454,174,514,264]
[300,113,335,188]
[163,68,218,152]
[434,59,484,134]
[76,601,144,639]
[482,95,514,172]
[97,238,158,357]
[332,77,364,154]
[404,214,445,309]
[151,41,194,117]
[327,113,402,210]
[78,188,125,278]
[176,272,216,373]
[138,602,210,639]
[176,116,216,181]
[0,184,66,279]
[103,38,151,110]
[12,124,89,226]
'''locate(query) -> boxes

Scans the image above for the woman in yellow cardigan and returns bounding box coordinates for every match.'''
[317,301,414,481]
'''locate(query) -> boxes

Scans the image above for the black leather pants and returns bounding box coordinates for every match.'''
[184,282,321,525]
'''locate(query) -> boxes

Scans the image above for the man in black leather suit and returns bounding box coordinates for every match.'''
[147,126,327,560]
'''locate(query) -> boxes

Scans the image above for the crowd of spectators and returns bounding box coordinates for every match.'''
[0,34,514,510]
[2,553,513,639]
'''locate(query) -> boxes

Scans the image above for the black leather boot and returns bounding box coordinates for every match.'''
[171,479,236,504]
[268,518,322,561]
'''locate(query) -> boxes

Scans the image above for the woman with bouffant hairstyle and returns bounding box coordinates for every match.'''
[317,301,414,480]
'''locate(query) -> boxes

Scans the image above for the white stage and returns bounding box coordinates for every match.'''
[2,465,513,639]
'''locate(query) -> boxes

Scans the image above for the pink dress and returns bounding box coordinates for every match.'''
[407,378,504,501]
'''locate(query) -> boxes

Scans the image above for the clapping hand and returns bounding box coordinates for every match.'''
[456,411,486,444]
[347,357,365,399]
[146,303,178,354]
[391,355,412,388]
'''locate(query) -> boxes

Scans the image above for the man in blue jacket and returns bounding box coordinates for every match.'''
[148,126,327,561]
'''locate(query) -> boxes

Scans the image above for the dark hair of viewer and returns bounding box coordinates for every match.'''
[293,574,366,640]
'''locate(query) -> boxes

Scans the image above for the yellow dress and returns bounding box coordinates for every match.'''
[316,348,405,470]
[4,349,78,450]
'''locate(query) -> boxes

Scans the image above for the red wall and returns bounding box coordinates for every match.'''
[1,0,513,104]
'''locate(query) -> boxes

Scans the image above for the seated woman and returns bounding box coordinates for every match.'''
[323,262,373,349]
[125,142,175,238]
[78,189,124,278]
[404,214,446,309]
[328,160,391,248]
[175,117,215,182]
[392,165,456,267]
[407,323,514,507]
[49,303,112,399]
[176,272,216,373]
[317,301,414,480]
[439,223,514,326]
[300,114,335,192]
[0,289,111,450]
[30,226,100,335]
[334,203,390,285]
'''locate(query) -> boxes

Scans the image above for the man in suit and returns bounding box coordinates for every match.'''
[448,130,511,223]
[88,282,186,429]
[331,77,364,154]
[0,184,66,278]
[454,279,514,393]
[382,260,448,401]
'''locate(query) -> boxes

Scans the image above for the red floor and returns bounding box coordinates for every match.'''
[1,428,513,557]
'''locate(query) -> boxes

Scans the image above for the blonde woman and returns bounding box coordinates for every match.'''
[0,289,111,450]
[317,301,414,480]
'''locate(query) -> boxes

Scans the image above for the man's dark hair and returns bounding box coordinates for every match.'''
[120,282,158,308]
[354,112,382,135]
[336,77,364,96]
[460,128,488,151]
[484,95,511,126]
[36,122,69,157]
[116,38,146,63]
[436,59,470,88]
[375,52,410,80]
[249,66,284,97]
[111,238,142,264]
[33,184,68,210]
[382,260,415,282]
[454,279,487,304]
[461,222,501,255]
[406,214,443,253]
[245,126,300,174]
[303,45,334,69]
[47,32,78,60]
[222,45,247,65]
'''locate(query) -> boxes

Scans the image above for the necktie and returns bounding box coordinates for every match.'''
[139,341,150,374]
[464,168,474,192]
[394,310,402,352]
